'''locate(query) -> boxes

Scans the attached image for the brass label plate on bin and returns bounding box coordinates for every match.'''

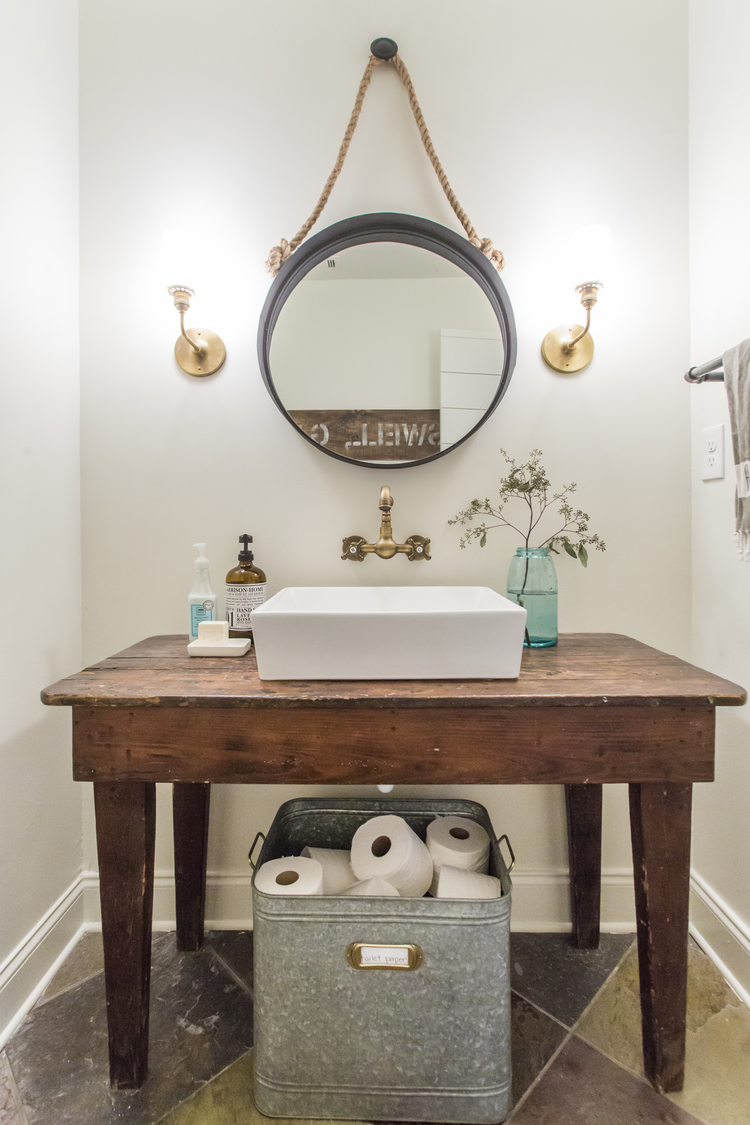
[346,943,423,971]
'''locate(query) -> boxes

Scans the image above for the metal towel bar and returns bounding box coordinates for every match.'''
[685,356,724,383]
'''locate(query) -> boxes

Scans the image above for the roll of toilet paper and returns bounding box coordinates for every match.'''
[426,815,490,895]
[255,855,323,896]
[342,877,400,897]
[301,847,355,895]
[435,864,502,900]
[350,815,433,898]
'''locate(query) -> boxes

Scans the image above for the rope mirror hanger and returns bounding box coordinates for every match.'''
[265,37,505,277]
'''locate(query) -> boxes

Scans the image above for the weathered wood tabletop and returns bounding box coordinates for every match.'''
[42,631,745,709]
[40,632,746,1097]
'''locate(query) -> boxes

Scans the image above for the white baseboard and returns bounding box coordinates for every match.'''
[79,866,636,933]
[509,867,636,933]
[81,869,256,931]
[0,876,86,1051]
[689,871,750,1010]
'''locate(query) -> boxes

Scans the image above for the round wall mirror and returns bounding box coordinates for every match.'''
[258,213,517,468]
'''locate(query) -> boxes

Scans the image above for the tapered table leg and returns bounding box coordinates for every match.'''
[94,781,155,1089]
[629,782,692,1093]
[565,783,603,949]
[173,782,211,951]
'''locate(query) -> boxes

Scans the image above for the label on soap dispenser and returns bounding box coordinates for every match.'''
[190,600,215,638]
[225,583,266,630]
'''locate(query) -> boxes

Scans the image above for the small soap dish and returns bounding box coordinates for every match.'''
[187,620,252,657]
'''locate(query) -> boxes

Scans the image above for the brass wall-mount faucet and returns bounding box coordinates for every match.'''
[342,486,431,562]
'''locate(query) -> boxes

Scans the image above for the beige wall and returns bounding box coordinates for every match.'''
[688,0,750,999]
[0,0,83,1040]
[78,0,691,928]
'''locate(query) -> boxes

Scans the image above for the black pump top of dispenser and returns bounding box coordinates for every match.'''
[238,534,254,562]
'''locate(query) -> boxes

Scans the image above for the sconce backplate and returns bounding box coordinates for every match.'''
[175,328,226,377]
[541,324,594,374]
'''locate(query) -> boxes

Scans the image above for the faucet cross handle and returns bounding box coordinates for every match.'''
[342,535,367,562]
[404,535,431,561]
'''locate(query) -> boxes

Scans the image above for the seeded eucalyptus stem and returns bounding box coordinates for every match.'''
[449,448,606,565]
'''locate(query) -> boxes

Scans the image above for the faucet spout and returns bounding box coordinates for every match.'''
[376,486,396,555]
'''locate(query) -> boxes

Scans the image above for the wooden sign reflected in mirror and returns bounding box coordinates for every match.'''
[258,213,517,469]
[288,410,440,461]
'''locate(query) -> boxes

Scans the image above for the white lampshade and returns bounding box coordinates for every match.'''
[568,224,613,286]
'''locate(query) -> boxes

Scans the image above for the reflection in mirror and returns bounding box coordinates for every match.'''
[268,242,504,464]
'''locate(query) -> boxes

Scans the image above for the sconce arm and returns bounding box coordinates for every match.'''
[566,306,592,350]
[179,310,205,355]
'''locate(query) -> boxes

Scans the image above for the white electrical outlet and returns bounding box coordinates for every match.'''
[701,424,725,481]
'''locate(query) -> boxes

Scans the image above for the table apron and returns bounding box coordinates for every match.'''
[71,704,715,785]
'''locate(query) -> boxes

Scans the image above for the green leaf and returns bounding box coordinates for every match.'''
[480,533,487,548]
[564,542,577,559]
[548,544,559,554]
[578,544,588,567]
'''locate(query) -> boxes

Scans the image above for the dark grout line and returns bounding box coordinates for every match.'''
[32,930,174,1010]
[510,987,571,1032]
[33,964,104,1009]
[567,1033,716,1125]
[1,1051,30,1125]
[505,1027,575,1122]
[506,937,641,1122]
[150,1050,254,1125]
[567,934,638,1033]
[205,946,254,1000]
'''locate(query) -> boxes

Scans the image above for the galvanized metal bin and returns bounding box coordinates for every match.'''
[252,797,513,1124]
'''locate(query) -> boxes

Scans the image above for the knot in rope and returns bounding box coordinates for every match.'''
[471,236,505,273]
[266,238,292,277]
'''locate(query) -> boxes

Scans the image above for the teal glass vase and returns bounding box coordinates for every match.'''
[506,547,558,648]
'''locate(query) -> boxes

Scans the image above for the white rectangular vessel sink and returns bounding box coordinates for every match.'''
[251,586,527,681]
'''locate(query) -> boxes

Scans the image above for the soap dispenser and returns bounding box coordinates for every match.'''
[225,534,267,638]
[188,543,217,640]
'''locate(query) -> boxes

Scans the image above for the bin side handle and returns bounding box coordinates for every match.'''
[496,833,515,872]
[248,831,266,871]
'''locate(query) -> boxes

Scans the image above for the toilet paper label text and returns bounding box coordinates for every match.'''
[346,943,423,971]
[361,946,410,967]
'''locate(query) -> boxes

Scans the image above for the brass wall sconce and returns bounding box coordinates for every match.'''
[541,281,603,374]
[167,285,226,378]
[541,224,612,374]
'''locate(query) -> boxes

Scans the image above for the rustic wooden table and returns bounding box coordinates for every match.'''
[41,632,745,1096]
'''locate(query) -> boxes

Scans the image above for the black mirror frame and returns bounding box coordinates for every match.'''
[257,212,517,469]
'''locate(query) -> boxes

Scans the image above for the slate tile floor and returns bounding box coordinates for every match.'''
[2,929,749,1124]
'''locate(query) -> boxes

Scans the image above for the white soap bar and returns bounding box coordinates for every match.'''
[198,620,230,643]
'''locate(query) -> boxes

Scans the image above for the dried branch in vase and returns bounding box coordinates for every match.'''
[449,449,606,566]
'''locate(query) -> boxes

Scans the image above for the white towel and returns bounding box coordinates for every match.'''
[723,339,750,560]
